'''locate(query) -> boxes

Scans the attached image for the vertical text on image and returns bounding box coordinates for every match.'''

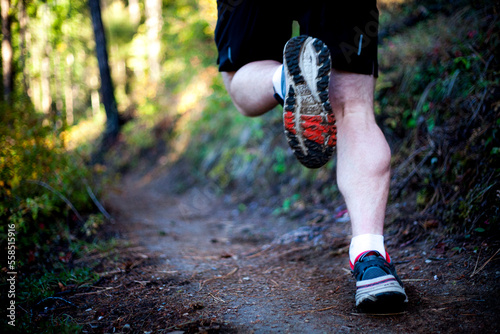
[7,223,16,327]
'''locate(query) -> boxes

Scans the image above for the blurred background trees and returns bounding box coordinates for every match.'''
[0,0,216,137]
[89,0,120,147]
[0,0,218,275]
[1,0,13,100]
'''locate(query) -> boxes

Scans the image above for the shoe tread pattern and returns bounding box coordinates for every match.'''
[283,35,336,169]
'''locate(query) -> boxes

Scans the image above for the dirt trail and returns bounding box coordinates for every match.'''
[94,170,500,333]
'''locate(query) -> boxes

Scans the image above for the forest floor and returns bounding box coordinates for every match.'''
[45,162,500,334]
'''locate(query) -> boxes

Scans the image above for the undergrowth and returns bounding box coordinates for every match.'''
[0,96,110,332]
[378,0,500,235]
[170,0,500,237]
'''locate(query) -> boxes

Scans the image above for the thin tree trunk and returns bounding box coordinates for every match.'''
[65,54,74,125]
[40,4,51,115]
[18,0,28,94]
[31,77,41,112]
[1,0,13,100]
[91,88,100,117]
[145,0,162,84]
[128,0,140,26]
[41,56,51,114]
[53,52,64,128]
[88,0,120,142]
[27,27,40,111]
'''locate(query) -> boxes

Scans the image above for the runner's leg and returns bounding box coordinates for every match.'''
[215,1,290,116]
[221,60,281,117]
[329,69,390,237]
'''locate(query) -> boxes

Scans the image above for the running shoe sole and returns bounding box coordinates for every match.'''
[355,274,408,310]
[283,35,336,169]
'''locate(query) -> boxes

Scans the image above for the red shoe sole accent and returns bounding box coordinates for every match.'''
[285,112,337,147]
[282,36,336,168]
[300,115,336,147]
[284,110,296,135]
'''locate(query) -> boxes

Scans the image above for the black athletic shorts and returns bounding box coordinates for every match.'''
[215,0,379,77]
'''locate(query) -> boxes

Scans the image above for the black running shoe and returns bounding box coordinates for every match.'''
[352,251,408,311]
[282,35,336,169]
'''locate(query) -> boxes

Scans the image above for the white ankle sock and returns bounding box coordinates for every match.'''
[349,234,386,266]
[272,65,284,99]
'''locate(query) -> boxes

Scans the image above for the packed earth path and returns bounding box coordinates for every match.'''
[70,167,500,333]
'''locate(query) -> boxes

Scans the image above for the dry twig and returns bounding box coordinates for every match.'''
[208,292,226,303]
[25,180,84,222]
[294,305,339,314]
[341,268,351,275]
[134,280,150,286]
[329,245,350,257]
[73,284,122,296]
[198,267,238,291]
[85,182,113,220]
[470,247,500,278]
[471,247,482,277]
[246,245,274,259]
[272,245,311,260]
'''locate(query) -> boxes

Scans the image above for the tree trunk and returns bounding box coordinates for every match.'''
[145,0,162,84]
[18,0,28,94]
[88,0,120,143]
[91,88,100,118]
[128,0,140,26]
[1,0,13,100]
[31,78,41,112]
[41,56,51,114]
[65,54,74,125]
[40,4,51,115]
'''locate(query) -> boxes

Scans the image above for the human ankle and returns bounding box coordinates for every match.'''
[349,234,386,268]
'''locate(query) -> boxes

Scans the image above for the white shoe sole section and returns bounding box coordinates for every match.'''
[355,274,407,306]
[299,38,320,105]
[284,37,327,155]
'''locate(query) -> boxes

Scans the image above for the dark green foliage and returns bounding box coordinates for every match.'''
[378,0,500,234]
[0,97,101,264]
[0,96,103,331]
